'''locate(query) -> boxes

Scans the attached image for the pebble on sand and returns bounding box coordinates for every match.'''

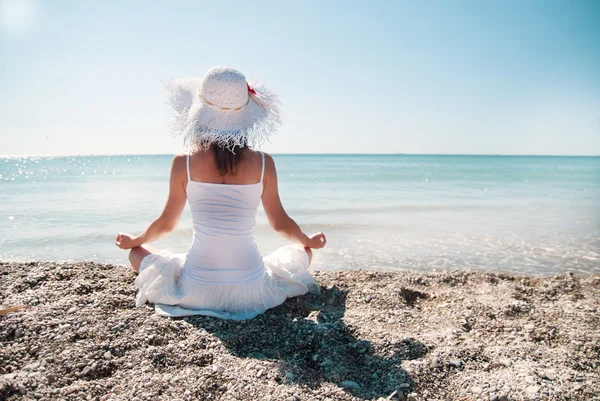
[542,370,556,381]
[341,380,361,390]
[496,358,512,367]
[471,386,483,394]
[526,385,540,397]
[447,358,462,367]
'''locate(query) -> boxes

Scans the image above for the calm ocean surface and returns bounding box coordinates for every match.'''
[1,154,598,275]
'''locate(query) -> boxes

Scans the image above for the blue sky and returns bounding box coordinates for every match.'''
[1,0,599,156]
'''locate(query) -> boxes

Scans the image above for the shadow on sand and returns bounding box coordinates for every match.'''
[184,286,428,399]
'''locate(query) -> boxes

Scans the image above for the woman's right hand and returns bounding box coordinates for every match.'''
[115,232,137,250]
[306,232,327,249]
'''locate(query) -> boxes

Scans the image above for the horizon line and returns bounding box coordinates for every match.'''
[1,152,599,158]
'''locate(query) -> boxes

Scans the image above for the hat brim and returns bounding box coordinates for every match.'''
[164,77,281,151]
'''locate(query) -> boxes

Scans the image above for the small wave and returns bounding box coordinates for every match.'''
[284,204,503,216]
[166,223,381,238]
[0,224,372,247]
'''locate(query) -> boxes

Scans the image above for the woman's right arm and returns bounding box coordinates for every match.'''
[261,153,326,249]
[115,154,187,249]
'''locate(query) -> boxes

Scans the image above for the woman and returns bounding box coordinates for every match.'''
[115,66,326,320]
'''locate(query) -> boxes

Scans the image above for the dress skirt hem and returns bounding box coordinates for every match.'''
[133,244,320,320]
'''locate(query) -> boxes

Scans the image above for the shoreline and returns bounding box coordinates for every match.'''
[1,261,599,400]
[2,257,597,279]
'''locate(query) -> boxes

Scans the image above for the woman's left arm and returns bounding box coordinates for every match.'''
[115,154,187,249]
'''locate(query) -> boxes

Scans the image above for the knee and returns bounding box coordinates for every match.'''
[128,248,138,266]
[128,247,146,273]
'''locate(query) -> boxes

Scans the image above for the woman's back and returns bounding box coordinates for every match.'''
[187,148,264,185]
[182,149,266,285]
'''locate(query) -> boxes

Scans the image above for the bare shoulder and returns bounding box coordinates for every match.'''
[259,152,278,189]
[261,151,276,171]
[172,152,187,165]
[171,153,187,175]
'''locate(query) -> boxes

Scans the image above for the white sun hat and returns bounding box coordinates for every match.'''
[164,66,281,151]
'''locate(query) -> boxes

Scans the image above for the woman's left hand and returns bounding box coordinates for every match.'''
[115,232,137,249]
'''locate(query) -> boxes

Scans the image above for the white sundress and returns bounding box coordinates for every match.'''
[134,152,320,320]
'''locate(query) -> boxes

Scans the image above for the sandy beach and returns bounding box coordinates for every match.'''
[1,261,598,401]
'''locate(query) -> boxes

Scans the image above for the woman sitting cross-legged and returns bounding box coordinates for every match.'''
[115,66,326,320]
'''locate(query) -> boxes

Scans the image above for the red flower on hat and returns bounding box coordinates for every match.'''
[247,83,257,95]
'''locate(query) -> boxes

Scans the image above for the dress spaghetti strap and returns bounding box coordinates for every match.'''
[259,152,265,184]
[185,154,190,182]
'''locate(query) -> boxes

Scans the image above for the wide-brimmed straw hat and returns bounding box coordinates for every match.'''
[164,66,281,151]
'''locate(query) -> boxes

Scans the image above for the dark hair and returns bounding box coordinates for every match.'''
[213,143,247,176]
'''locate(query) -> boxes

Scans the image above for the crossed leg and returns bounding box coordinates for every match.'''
[129,245,312,273]
[128,245,159,273]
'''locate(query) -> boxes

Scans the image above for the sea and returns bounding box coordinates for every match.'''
[1,154,599,276]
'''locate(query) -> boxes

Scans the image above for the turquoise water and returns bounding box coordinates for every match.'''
[1,154,599,275]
